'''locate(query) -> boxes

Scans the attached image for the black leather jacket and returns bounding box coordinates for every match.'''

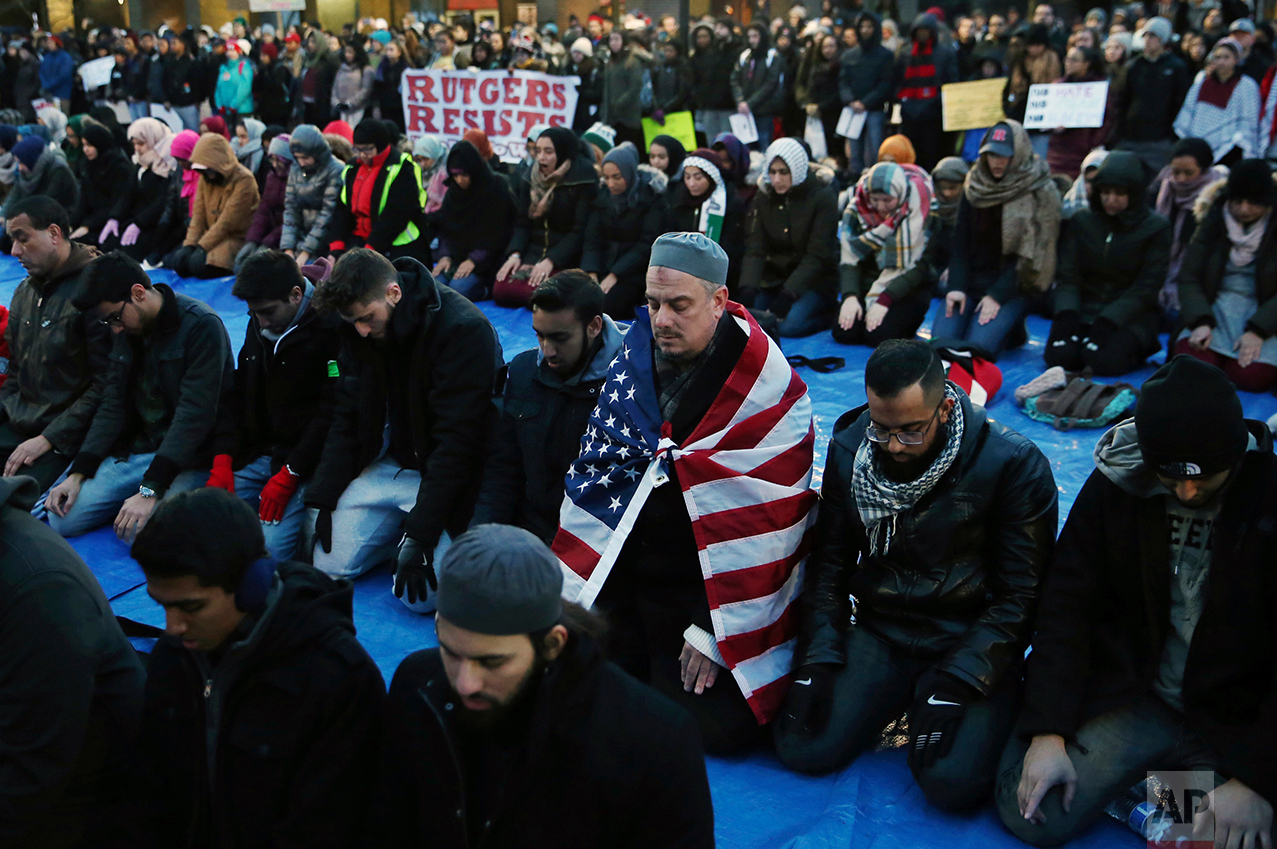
[798,388,1058,694]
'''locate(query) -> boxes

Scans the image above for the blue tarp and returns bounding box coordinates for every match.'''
[7,253,1273,849]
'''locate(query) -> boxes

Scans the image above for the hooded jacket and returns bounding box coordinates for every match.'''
[839,12,896,111]
[306,258,502,552]
[0,243,110,455]
[472,316,625,543]
[74,126,137,233]
[185,133,261,271]
[369,632,714,849]
[0,475,145,848]
[1020,420,1277,803]
[281,124,345,257]
[689,25,736,111]
[137,562,386,849]
[2,147,78,219]
[740,169,840,298]
[1056,151,1171,352]
[427,141,516,277]
[506,147,599,268]
[798,388,1058,695]
[895,13,961,121]
[213,52,255,115]
[730,25,787,116]
[1117,49,1191,143]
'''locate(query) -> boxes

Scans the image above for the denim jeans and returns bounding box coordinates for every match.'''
[48,453,209,539]
[127,101,150,121]
[930,291,1031,359]
[751,288,836,338]
[442,271,489,302]
[172,104,201,132]
[232,455,310,562]
[847,111,888,178]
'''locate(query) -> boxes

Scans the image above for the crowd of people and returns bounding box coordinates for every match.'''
[2,3,1277,849]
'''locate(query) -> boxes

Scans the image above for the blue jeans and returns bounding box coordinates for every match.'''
[752,288,836,338]
[232,455,310,562]
[442,271,489,302]
[173,104,201,132]
[127,101,150,121]
[753,114,775,151]
[847,110,888,178]
[930,292,1031,359]
[48,453,208,539]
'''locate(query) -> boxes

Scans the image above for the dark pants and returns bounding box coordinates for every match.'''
[995,695,1224,847]
[742,287,836,338]
[832,289,932,347]
[1044,323,1148,376]
[900,111,947,172]
[774,624,1021,812]
[0,418,70,495]
[602,273,647,322]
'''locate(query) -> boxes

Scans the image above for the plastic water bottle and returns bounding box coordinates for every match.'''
[1105,786,1191,847]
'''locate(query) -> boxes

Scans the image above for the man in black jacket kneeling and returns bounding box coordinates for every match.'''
[998,355,1275,848]
[775,339,1057,812]
[370,524,715,849]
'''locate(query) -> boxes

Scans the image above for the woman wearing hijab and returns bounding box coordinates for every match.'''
[461,127,509,182]
[301,31,340,127]
[412,134,447,213]
[427,140,517,301]
[36,106,67,147]
[374,39,410,131]
[1174,38,1260,166]
[931,120,1061,358]
[282,124,346,266]
[647,134,686,184]
[1,135,78,225]
[1149,138,1228,316]
[739,137,840,337]
[1048,150,1171,375]
[712,132,755,206]
[87,106,129,149]
[835,160,937,347]
[170,129,202,219]
[660,148,745,292]
[166,132,260,277]
[581,143,666,319]
[71,121,137,244]
[63,113,89,171]
[494,125,599,307]
[329,117,425,262]
[232,117,267,175]
[100,116,183,263]
[200,114,232,140]
[236,133,294,271]
[1061,147,1109,220]
[877,134,917,164]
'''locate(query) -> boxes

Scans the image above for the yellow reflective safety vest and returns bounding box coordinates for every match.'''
[340,152,424,247]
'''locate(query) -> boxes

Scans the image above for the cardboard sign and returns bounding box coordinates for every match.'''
[400,68,580,162]
[642,111,697,154]
[941,77,1007,131]
[1022,81,1109,129]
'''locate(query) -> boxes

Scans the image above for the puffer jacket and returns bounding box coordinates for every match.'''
[281,124,345,256]
[0,244,108,454]
[797,388,1058,695]
[1056,150,1171,352]
[243,167,288,249]
[185,133,261,270]
[730,26,787,116]
[838,12,895,111]
[2,148,78,219]
[740,171,839,298]
[505,155,599,267]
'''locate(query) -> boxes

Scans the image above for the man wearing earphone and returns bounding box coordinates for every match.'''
[131,488,386,848]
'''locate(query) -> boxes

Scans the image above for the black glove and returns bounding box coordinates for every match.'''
[908,670,978,771]
[163,244,193,270]
[1084,317,1117,350]
[1048,311,1082,347]
[771,288,800,319]
[313,508,332,554]
[393,534,437,605]
[783,663,837,736]
[183,245,207,277]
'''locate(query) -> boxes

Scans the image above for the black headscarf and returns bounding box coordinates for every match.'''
[650,134,686,178]
[89,106,130,149]
[539,125,581,170]
[440,140,516,245]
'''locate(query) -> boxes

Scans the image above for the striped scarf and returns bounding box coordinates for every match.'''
[843,162,933,301]
[682,155,727,243]
[898,38,938,101]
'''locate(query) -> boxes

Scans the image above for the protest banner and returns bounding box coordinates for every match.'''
[79,56,114,91]
[1022,81,1109,129]
[941,77,1007,131]
[401,68,580,162]
[642,111,697,153]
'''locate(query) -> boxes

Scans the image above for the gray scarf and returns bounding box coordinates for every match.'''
[852,383,965,555]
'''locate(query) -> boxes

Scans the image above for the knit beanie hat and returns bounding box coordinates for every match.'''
[1226,159,1277,207]
[1135,355,1248,478]
[765,136,809,185]
[268,133,293,161]
[1141,16,1173,45]
[582,121,616,153]
[12,136,43,170]
[571,36,593,57]
[436,525,563,636]
[352,117,393,151]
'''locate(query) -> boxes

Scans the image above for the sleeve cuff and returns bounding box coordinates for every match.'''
[875,292,895,308]
[682,624,727,667]
[142,455,181,492]
[69,453,104,479]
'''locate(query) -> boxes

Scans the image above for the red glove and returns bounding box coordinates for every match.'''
[206,454,235,492]
[258,466,300,523]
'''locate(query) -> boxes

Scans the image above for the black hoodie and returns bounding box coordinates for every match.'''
[136,561,386,849]
[689,24,736,111]
[730,23,786,116]
[839,11,896,111]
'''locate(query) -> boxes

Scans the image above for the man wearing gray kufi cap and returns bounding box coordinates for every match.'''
[371,525,715,849]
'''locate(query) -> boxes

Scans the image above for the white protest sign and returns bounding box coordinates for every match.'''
[729,111,759,144]
[836,106,867,139]
[79,56,115,91]
[1022,81,1109,129]
[401,68,580,162]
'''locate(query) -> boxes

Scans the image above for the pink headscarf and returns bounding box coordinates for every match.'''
[170,130,202,215]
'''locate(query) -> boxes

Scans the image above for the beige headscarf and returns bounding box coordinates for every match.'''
[964,119,1061,294]
[127,117,176,179]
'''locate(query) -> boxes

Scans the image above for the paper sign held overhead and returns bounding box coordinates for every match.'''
[1022,81,1109,129]
[941,77,1007,131]
[729,111,759,144]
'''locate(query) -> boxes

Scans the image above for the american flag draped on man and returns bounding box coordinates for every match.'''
[552,300,819,724]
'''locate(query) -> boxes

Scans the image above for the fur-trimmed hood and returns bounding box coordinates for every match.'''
[1192,171,1277,222]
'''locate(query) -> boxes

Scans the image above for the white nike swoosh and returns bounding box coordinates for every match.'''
[795,678,812,686]
[927,696,959,706]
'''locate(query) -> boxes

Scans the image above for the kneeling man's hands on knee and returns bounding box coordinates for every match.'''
[785,663,837,735]
[1018,733,1078,824]
[908,669,977,770]
[1194,778,1273,849]
[679,641,721,695]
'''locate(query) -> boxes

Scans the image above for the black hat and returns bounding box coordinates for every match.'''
[1135,355,1248,478]
[352,117,393,151]
[979,122,1015,158]
[436,525,563,636]
[1026,23,1050,45]
[1226,159,1277,207]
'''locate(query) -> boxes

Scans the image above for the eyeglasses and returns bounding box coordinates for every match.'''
[100,303,128,327]
[866,400,944,446]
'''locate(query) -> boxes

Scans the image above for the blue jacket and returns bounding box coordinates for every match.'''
[38,49,74,100]
[214,57,255,115]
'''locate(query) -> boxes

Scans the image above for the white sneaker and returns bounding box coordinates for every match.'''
[140,259,157,271]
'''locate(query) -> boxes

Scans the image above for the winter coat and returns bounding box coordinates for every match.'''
[330,63,374,113]
[281,125,345,256]
[426,141,516,277]
[1020,421,1277,803]
[689,30,736,111]
[601,51,646,130]
[369,633,714,849]
[185,133,261,270]
[243,167,288,248]
[564,57,603,132]
[506,155,599,267]
[214,56,255,115]
[1056,152,1171,352]
[3,148,78,218]
[162,52,204,107]
[798,389,1058,695]
[123,166,182,235]
[731,32,787,116]
[471,317,626,543]
[1117,51,1192,144]
[74,146,136,234]
[253,62,292,126]
[213,290,341,480]
[0,475,145,849]
[740,172,840,298]
[1177,175,1277,338]
[332,146,423,255]
[137,562,386,849]
[581,178,666,284]
[38,49,74,101]
[68,284,234,493]
[838,12,895,111]
[652,56,692,114]
[661,181,747,291]
[0,244,108,454]
[306,259,502,552]
[895,14,962,123]
[374,57,408,130]
[13,57,41,115]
